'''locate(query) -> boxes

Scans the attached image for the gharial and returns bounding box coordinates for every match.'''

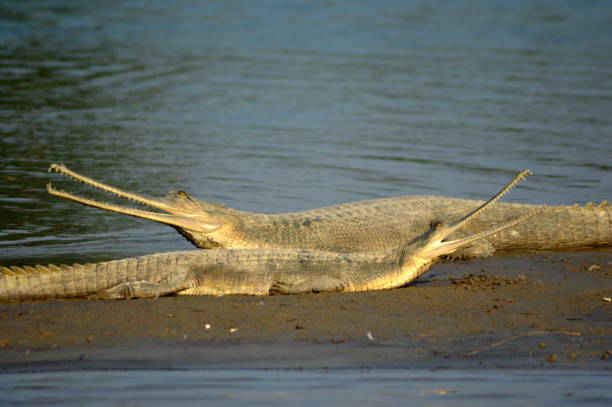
[1,171,543,301]
[45,164,611,258]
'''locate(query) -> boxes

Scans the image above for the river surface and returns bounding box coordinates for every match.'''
[0,0,611,403]
[1,369,611,407]
[1,0,611,265]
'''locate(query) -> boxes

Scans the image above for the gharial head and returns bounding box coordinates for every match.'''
[47,164,241,249]
[395,169,542,266]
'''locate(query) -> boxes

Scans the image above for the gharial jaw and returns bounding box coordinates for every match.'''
[47,163,240,248]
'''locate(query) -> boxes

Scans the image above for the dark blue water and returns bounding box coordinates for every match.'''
[1,0,611,264]
[1,0,611,401]
[1,369,611,407]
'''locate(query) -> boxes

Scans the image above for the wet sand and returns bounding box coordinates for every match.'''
[1,250,610,372]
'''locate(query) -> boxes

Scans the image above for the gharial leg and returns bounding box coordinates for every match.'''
[269,276,346,295]
[89,271,195,299]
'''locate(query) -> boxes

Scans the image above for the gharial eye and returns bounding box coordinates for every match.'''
[176,190,190,199]
[431,221,443,229]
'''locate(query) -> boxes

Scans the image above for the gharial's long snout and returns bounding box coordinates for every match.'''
[47,164,222,233]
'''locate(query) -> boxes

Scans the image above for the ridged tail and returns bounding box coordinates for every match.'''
[0,253,180,302]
